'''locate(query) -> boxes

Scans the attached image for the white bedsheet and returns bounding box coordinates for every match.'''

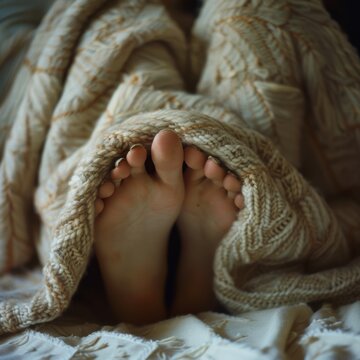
[1,274,359,360]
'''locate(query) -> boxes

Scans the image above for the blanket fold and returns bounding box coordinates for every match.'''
[0,0,359,334]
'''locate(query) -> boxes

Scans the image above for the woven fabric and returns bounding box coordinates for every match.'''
[0,284,359,360]
[0,0,359,334]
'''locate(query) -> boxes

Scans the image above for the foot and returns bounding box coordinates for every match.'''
[172,146,244,315]
[94,130,184,325]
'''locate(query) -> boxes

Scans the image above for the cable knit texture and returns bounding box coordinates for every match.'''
[0,0,359,334]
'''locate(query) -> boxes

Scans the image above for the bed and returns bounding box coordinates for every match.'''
[0,0,359,358]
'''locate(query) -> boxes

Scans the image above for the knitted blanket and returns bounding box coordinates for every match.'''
[0,0,359,334]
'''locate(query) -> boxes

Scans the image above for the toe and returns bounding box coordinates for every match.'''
[111,158,131,181]
[223,173,242,193]
[183,146,207,182]
[151,130,183,185]
[95,198,104,216]
[184,146,207,184]
[204,157,226,185]
[234,193,244,209]
[184,146,207,170]
[127,144,147,175]
[98,181,115,198]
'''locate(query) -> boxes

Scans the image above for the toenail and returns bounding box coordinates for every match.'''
[130,143,144,150]
[208,155,221,165]
[115,157,124,167]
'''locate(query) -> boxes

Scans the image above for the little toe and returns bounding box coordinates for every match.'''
[151,130,183,185]
[223,173,242,193]
[204,156,226,185]
[95,198,104,216]
[98,181,115,198]
[111,158,131,181]
[127,144,147,174]
[234,193,245,209]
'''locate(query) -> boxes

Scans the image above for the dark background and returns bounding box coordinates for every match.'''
[324,0,360,53]
[185,0,360,54]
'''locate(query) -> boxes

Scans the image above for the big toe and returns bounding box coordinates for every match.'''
[151,130,184,185]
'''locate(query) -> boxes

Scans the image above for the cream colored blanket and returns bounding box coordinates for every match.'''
[0,0,359,337]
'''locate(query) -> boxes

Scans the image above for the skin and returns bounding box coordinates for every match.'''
[94,130,244,324]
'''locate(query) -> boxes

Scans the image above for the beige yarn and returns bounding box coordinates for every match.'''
[0,0,359,334]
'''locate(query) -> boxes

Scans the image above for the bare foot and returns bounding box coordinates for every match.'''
[172,146,244,315]
[94,130,184,325]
